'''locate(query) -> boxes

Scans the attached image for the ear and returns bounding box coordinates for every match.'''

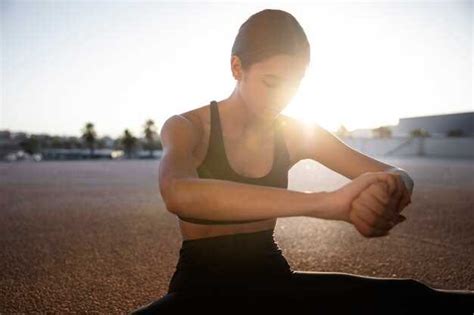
[230,55,243,80]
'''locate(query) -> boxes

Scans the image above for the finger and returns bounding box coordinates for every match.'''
[376,173,397,196]
[383,186,400,217]
[397,187,411,213]
[398,175,413,212]
[355,188,397,223]
[359,179,404,224]
[351,200,394,231]
[358,172,397,195]
[366,182,391,206]
[373,181,403,221]
[350,210,390,238]
[397,214,407,223]
[392,174,405,213]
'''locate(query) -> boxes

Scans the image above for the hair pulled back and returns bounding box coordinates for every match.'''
[231,9,311,71]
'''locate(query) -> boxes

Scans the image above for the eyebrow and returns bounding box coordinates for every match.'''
[264,74,304,85]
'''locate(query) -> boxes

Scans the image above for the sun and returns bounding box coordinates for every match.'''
[281,72,345,133]
[280,69,399,133]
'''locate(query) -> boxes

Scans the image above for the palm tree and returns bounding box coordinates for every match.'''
[335,124,351,138]
[19,135,40,154]
[81,122,97,158]
[143,119,158,158]
[372,126,392,138]
[121,129,137,159]
[410,128,430,138]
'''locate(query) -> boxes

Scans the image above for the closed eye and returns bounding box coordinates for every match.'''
[263,81,279,88]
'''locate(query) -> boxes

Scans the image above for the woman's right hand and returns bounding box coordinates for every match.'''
[328,172,403,231]
[348,181,407,237]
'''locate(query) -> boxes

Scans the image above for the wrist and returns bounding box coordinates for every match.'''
[304,191,347,222]
[323,190,351,223]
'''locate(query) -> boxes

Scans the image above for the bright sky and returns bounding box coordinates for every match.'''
[1,0,472,138]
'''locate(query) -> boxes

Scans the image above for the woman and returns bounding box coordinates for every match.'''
[130,9,474,314]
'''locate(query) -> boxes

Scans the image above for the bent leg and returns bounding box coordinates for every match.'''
[128,274,474,314]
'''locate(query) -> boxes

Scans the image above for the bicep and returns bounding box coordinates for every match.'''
[301,123,394,180]
[158,115,200,208]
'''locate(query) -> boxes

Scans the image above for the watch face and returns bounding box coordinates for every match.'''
[387,168,414,193]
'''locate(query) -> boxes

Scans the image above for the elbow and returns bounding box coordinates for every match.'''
[160,177,185,215]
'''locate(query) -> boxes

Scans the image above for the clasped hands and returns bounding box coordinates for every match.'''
[349,171,413,238]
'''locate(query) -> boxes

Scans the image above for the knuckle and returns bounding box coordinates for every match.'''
[352,199,362,208]
[367,215,377,226]
[368,215,377,224]
[362,230,373,238]
[369,183,379,190]
[381,221,391,230]
[363,190,373,198]
[374,203,385,214]
[367,229,378,237]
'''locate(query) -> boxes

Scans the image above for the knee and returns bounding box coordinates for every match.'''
[385,277,443,299]
[402,278,435,291]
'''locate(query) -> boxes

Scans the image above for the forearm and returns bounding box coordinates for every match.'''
[167,177,337,221]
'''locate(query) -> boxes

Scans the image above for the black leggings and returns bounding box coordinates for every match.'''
[129,229,474,314]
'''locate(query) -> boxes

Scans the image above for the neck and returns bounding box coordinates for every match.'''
[219,88,275,138]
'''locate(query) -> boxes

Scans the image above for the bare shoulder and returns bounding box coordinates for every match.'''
[174,102,211,133]
[160,103,209,151]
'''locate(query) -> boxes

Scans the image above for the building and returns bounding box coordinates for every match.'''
[392,111,474,137]
[349,111,474,138]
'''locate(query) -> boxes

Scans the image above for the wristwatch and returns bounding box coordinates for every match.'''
[385,167,414,195]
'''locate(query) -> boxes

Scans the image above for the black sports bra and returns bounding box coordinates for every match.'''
[177,100,290,225]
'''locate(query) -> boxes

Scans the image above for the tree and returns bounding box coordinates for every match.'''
[372,126,392,138]
[81,122,97,158]
[335,124,351,138]
[19,135,40,154]
[51,136,63,149]
[143,119,158,158]
[410,128,430,138]
[121,129,137,159]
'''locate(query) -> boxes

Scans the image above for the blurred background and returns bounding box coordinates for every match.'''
[1,0,472,161]
[1,0,473,313]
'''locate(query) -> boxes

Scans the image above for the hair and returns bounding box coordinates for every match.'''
[231,9,311,71]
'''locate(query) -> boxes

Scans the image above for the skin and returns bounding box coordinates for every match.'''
[171,52,412,240]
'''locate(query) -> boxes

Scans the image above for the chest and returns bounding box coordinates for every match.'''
[193,119,299,179]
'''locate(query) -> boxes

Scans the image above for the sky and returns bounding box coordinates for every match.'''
[1,0,472,138]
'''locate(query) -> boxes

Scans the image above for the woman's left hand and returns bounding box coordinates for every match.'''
[349,181,403,237]
[348,171,413,237]
[385,170,413,213]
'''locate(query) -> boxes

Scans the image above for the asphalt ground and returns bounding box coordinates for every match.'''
[0,156,473,313]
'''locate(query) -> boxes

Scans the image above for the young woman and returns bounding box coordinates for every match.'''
[130,9,474,314]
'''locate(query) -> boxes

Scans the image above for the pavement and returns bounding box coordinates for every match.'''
[0,156,473,313]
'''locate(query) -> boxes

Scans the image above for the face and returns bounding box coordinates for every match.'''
[231,53,308,120]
